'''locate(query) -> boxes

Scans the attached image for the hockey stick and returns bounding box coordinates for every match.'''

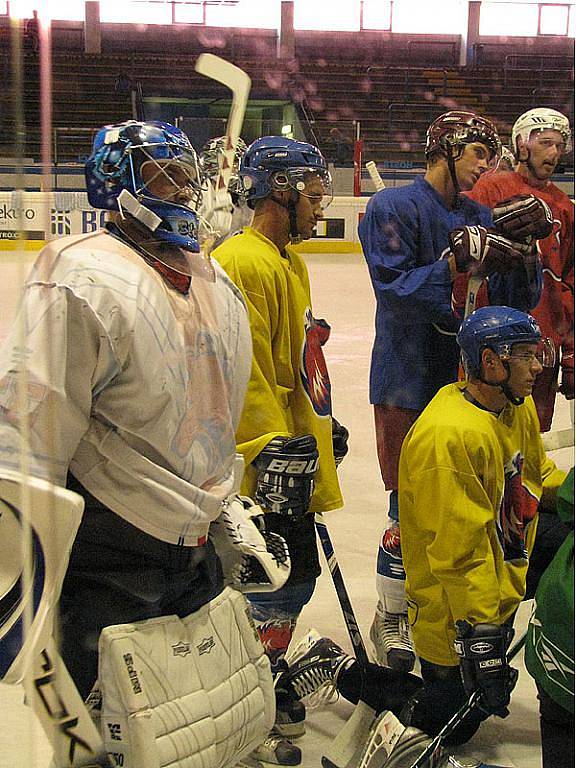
[314,513,370,667]
[408,631,527,768]
[195,54,251,195]
[316,513,378,768]
[464,273,483,320]
[366,161,385,192]
[194,54,251,254]
[541,427,574,452]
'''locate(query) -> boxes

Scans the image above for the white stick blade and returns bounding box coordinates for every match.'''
[195,54,251,192]
[366,161,385,191]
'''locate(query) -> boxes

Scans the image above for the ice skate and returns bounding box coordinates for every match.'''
[370,602,415,672]
[274,688,306,739]
[276,630,355,707]
[353,709,438,768]
[245,728,302,767]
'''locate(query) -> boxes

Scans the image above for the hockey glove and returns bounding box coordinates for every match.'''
[449,226,525,275]
[253,434,319,518]
[210,494,290,592]
[332,417,349,467]
[454,621,517,718]
[492,194,554,242]
[559,366,574,400]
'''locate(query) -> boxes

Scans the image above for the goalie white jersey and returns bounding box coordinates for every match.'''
[0,230,252,545]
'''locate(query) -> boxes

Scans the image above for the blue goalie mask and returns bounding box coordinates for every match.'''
[85,120,203,252]
[240,136,333,210]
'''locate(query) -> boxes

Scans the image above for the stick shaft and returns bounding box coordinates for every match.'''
[315,514,370,667]
[409,632,527,768]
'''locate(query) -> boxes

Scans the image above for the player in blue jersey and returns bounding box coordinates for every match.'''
[359,111,544,671]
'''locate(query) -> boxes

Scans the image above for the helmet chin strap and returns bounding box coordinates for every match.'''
[518,142,541,181]
[270,190,302,245]
[478,361,524,406]
[118,189,162,231]
[444,144,463,208]
[524,150,543,182]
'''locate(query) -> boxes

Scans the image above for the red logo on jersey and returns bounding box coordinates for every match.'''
[497,452,539,561]
[300,308,332,417]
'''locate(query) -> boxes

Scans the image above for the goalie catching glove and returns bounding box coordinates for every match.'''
[454,621,518,718]
[449,225,527,275]
[492,194,554,242]
[210,495,290,593]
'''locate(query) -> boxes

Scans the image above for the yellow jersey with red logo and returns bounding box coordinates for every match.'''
[213,227,343,513]
[398,381,565,666]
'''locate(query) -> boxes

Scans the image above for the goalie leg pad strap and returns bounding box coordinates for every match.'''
[98,586,275,768]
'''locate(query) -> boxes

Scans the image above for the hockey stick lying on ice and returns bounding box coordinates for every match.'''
[408,631,527,768]
[366,161,385,192]
[195,53,251,254]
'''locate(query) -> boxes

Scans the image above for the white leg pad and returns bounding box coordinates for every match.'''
[98,586,275,768]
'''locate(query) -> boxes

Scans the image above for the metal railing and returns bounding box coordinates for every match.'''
[406,39,458,66]
[504,52,574,88]
[387,102,441,134]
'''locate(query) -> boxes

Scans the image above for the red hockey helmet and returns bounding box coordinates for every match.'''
[425,111,501,161]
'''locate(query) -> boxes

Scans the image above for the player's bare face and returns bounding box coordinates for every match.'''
[455,143,491,191]
[525,130,566,180]
[505,343,544,398]
[296,177,324,240]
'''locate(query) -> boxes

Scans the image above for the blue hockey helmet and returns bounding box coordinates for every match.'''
[457,306,543,376]
[85,120,203,251]
[240,136,332,209]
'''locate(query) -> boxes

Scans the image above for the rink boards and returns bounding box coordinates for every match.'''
[0,192,368,253]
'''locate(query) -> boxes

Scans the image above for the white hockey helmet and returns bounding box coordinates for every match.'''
[511,108,572,158]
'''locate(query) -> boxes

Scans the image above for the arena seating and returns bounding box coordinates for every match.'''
[0,37,572,167]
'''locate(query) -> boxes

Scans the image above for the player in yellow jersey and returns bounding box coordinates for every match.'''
[278,307,565,764]
[214,136,346,766]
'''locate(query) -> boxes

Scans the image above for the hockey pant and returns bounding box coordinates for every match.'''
[537,682,575,768]
[97,586,275,768]
[60,479,225,701]
[376,491,408,614]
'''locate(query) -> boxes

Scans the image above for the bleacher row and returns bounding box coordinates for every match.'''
[0,48,573,166]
